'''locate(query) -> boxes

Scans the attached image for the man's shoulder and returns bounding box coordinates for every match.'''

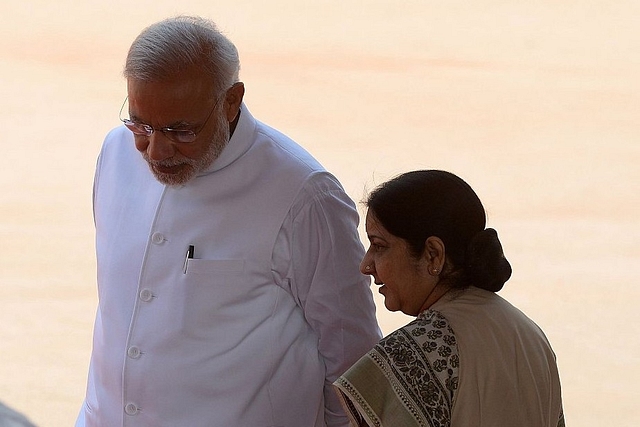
[102,125,133,147]
[97,125,135,160]
[253,120,325,174]
[95,125,146,181]
[252,123,350,214]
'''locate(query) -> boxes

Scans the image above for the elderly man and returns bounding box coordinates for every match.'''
[75,16,380,427]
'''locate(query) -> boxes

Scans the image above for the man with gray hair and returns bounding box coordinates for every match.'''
[75,16,380,427]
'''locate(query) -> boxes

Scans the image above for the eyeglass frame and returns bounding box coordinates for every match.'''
[118,87,229,144]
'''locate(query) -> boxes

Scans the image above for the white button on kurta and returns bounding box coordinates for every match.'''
[151,232,165,244]
[139,289,153,302]
[124,403,138,416]
[127,346,141,359]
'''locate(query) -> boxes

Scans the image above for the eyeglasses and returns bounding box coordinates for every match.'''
[119,93,223,144]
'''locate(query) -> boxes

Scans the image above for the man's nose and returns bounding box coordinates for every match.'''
[137,132,176,161]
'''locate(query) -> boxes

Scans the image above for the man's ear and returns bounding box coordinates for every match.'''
[224,82,245,122]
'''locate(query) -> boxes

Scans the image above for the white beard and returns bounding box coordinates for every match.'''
[143,108,230,186]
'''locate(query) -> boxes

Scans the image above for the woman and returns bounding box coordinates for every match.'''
[334,170,565,427]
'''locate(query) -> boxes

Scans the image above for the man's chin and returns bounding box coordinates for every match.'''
[149,164,196,186]
[142,136,223,186]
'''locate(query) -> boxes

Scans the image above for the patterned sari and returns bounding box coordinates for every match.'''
[334,310,459,427]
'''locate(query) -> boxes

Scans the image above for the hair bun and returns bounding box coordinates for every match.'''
[463,228,512,292]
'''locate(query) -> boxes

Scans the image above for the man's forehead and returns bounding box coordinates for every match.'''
[127,67,214,96]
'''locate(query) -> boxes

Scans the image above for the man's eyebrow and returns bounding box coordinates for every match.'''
[164,120,193,129]
[128,112,142,122]
[127,115,194,129]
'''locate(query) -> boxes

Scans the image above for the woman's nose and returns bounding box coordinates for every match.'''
[360,256,373,275]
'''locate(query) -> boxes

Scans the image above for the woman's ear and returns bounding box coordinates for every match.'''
[424,236,446,275]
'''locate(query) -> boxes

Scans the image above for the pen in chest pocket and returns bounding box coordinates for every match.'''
[183,245,195,274]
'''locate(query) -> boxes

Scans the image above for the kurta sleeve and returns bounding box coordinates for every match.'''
[273,172,381,427]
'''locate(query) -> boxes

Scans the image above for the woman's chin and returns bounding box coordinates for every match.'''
[383,299,400,313]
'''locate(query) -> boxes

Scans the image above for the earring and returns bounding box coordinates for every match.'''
[365,265,371,271]
[431,268,439,275]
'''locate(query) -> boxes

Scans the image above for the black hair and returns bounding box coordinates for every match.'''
[366,170,511,292]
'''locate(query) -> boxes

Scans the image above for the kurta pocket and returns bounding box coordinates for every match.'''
[185,259,244,275]
[178,259,249,338]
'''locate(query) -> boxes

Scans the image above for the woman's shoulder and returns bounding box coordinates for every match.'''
[376,309,459,380]
[367,309,460,422]
[434,286,547,337]
[377,309,457,350]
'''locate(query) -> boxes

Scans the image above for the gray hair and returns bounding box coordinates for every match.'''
[124,16,240,95]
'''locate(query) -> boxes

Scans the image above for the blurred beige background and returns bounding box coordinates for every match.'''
[1,1,638,425]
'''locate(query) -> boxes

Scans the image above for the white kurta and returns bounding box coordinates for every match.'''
[76,105,381,427]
